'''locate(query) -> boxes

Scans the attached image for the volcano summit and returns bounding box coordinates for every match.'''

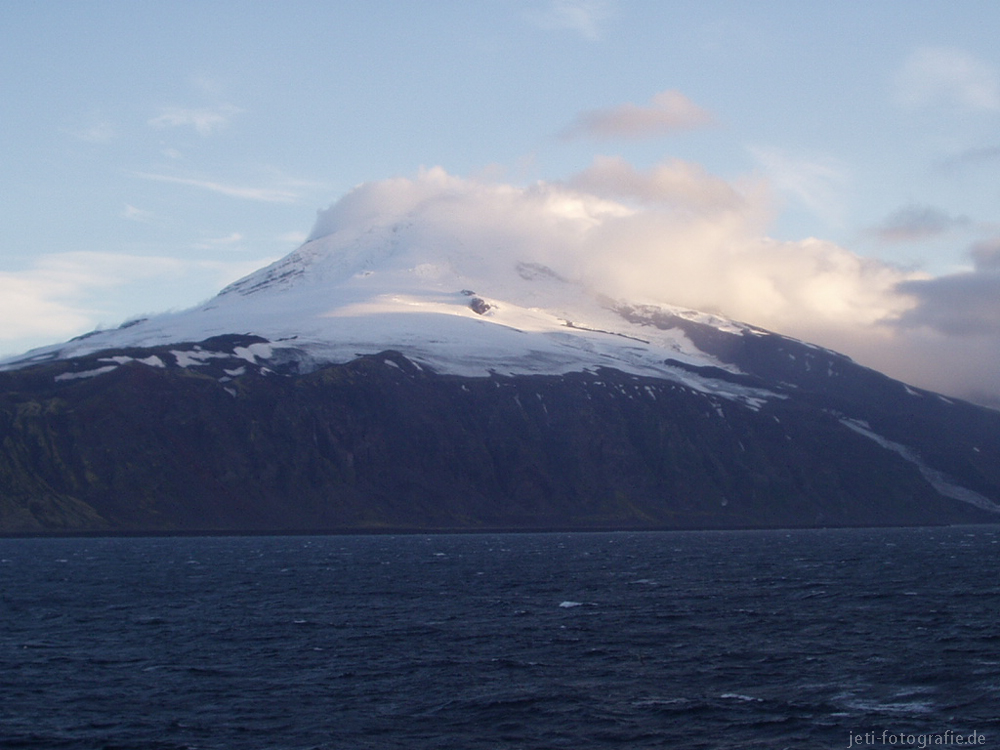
[2,172,999,533]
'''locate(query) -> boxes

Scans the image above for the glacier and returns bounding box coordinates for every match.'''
[1,187,788,409]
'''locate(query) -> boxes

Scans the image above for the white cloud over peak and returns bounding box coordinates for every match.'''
[562,90,715,140]
[304,166,1000,403]
[314,169,918,362]
[566,155,757,213]
[894,47,1000,112]
[148,104,243,135]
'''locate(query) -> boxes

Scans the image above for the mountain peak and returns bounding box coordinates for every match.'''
[3,172,1000,533]
[3,174,765,389]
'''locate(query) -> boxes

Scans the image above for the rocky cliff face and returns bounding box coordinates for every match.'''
[2,328,998,534]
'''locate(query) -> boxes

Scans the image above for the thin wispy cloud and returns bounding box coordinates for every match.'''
[0,253,188,346]
[0,278,94,344]
[148,104,243,135]
[749,146,848,227]
[937,145,1000,173]
[66,111,116,144]
[561,90,715,140]
[0,251,277,355]
[894,47,1000,111]
[868,204,971,243]
[192,74,226,97]
[122,204,155,222]
[136,173,299,203]
[526,0,613,41]
[193,232,245,251]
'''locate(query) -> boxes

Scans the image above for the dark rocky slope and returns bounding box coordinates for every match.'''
[1,330,998,533]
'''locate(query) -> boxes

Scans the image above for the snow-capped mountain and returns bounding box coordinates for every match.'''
[5,201,772,406]
[2,186,1000,533]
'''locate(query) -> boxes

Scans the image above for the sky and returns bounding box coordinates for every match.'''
[2,1,1000,405]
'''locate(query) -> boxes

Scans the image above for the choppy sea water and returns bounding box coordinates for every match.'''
[2,527,999,750]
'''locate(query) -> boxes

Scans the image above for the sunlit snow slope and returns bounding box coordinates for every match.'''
[2,178,780,407]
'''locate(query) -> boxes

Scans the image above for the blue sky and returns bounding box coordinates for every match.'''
[3,1,1000,401]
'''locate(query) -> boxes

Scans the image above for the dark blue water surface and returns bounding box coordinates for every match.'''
[2,527,999,749]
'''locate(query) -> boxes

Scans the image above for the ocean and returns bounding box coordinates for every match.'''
[2,527,998,749]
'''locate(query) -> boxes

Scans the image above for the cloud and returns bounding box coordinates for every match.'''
[749,146,848,226]
[192,74,226,97]
[561,90,715,140]
[122,204,155,222]
[193,232,244,251]
[894,47,1000,111]
[889,241,1000,404]
[0,253,180,348]
[897,272,1000,336]
[895,237,1000,333]
[970,238,1000,270]
[0,252,276,357]
[868,204,971,243]
[305,166,1000,404]
[136,172,299,203]
[148,104,243,135]
[0,278,94,344]
[565,155,755,213]
[65,110,116,143]
[937,144,1000,172]
[525,0,613,40]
